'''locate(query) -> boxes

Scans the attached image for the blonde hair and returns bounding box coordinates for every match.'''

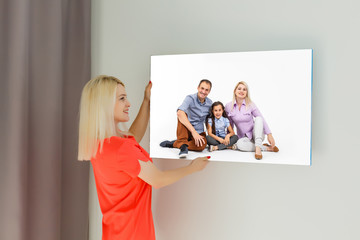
[231,81,252,111]
[78,75,125,161]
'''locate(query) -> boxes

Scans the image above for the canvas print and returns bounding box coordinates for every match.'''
[150,49,312,165]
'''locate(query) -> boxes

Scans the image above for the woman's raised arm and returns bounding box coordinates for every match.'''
[129,81,152,142]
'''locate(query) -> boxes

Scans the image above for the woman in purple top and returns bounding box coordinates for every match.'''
[225,81,279,160]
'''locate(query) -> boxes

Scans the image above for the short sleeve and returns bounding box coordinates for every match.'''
[225,102,234,127]
[207,118,213,126]
[116,140,151,178]
[224,117,230,128]
[177,95,192,114]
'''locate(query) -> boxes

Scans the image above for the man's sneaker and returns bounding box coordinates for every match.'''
[160,140,175,148]
[179,144,188,158]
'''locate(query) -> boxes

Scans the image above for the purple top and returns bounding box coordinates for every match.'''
[225,100,271,140]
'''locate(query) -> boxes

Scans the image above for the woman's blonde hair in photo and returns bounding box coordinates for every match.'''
[231,81,252,111]
[78,75,125,161]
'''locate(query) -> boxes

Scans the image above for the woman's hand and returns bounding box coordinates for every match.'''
[189,156,210,172]
[267,134,275,147]
[144,81,152,101]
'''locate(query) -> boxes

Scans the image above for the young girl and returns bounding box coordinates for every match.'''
[206,101,239,151]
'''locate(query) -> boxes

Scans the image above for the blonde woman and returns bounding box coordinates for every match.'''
[225,81,279,160]
[78,75,209,240]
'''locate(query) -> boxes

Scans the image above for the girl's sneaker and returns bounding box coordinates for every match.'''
[209,145,215,152]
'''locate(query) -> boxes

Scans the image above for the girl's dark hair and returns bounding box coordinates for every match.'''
[206,101,229,135]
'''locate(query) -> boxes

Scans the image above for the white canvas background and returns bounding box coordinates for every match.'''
[150,49,312,165]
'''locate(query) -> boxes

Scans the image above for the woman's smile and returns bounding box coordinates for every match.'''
[235,84,247,99]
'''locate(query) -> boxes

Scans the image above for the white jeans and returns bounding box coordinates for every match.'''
[236,117,267,152]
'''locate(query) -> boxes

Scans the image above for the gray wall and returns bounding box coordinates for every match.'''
[90,0,360,239]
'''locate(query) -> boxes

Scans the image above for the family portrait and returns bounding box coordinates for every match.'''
[150,50,312,165]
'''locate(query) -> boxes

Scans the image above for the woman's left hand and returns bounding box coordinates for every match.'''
[144,81,152,101]
[267,134,275,147]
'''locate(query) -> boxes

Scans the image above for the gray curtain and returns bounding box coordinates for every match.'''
[0,0,91,239]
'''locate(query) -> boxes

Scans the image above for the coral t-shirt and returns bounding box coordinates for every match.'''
[91,136,155,240]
